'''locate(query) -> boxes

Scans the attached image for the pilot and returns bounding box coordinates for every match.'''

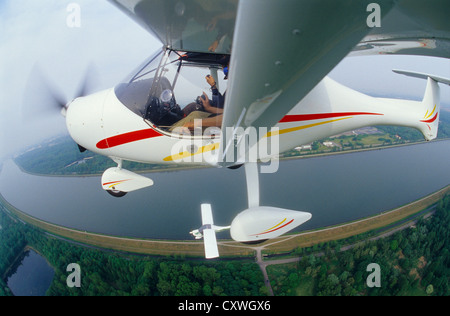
[171,91,222,131]
[209,65,228,109]
[172,63,229,131]
[181,70,226,117]
[184,91,224,129]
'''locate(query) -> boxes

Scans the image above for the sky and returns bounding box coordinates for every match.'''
[0,0,160,157]
[0,0,449,158]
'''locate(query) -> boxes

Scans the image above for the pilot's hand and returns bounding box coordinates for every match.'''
[200,92,210,107]
[206,75,216,88]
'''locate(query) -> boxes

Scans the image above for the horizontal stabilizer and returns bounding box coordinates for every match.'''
[393,69,450,86]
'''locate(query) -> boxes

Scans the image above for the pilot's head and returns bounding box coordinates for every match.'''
[220,55,230,79]
[223,65,229,79]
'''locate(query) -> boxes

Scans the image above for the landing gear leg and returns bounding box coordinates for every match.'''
[105,158,128,197]
[244,162,260,208]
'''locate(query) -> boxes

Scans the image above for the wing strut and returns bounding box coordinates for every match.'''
[245,162,259,208]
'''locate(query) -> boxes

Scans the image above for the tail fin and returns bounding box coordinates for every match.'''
[419,77,440,140]
[393,69,450,141]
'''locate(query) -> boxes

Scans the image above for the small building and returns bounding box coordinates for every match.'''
[295,145,312,151]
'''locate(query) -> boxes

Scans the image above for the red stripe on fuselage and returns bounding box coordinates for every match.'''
[279,112,383,123]
[95,112,383,149]
[96,128,162,149]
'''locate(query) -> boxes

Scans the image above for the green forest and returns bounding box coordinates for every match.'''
[0,202,266,296]
[268,195,450,296]
[1,194,449,296]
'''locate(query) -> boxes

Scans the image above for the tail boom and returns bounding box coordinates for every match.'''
[274,70,448,154]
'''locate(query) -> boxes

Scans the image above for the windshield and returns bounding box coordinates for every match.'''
[114,49,165,117]
[114,48,229,133]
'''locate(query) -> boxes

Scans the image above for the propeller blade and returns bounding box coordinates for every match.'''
[22,63,98,121]
[21,63,98,154]
[74,63,98,98]
[22,64,67,120]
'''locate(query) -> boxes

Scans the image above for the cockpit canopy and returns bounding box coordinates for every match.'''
[115,48,229,132]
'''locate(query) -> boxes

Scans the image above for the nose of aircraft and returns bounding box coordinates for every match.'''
[65,89,110,153]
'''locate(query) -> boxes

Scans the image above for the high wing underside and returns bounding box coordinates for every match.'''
[108,0,450,58]
[353,0,450,59]
[108,0,237,54]
[108,0,450,166]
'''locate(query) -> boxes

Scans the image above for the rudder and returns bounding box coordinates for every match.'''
[393,69,450,141]
[419,77,440,141]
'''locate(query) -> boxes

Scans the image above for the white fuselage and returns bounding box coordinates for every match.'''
[66,76,438,166]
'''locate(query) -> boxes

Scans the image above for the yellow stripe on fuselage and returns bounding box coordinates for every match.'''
[164,117,352,161]
[265,117,351,137]
[163,142,220,162]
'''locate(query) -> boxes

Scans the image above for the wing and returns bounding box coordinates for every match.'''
[200,204,219,259]
[109,0,450,166]
[108,0,238,54]
[218,0,399,165]
[351,0,450,58]
[108,0,450,58]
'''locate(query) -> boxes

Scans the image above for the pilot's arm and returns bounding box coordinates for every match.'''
[201,92,223,114]
[206,75,225,109]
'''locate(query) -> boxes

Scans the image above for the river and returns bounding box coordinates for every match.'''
[0,140,449,240]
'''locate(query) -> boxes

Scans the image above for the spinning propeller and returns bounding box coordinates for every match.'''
[22,64,98,152]
[22,64,98,119]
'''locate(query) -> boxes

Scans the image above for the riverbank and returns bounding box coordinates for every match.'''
[13,136,449,178]
[252,184,450,256]
[1,184,448,259]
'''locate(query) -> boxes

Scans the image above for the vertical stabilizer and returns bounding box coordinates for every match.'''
[393,70,450,141]
[419,77,440,141]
